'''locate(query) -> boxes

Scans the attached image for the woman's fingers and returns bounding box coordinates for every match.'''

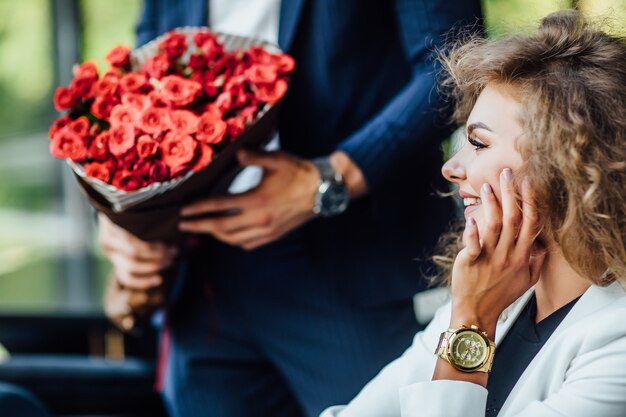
[463,217,482,261]
[479,182,502,251]
[517,177,540,256]
[497,168,522,249]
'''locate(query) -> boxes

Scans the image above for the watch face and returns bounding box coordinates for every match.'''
[320,182,349,215]
[450,329,488,371]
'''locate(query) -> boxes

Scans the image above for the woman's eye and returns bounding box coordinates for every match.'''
[467,136,488,151]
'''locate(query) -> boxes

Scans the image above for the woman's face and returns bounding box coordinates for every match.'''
[442,84,525,228]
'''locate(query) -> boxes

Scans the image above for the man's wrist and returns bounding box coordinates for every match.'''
[329,151,368,199]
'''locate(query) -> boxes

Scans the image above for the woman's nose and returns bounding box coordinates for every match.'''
[441,156,466,183]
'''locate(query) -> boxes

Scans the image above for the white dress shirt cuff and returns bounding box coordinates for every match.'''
[399,380,488,417]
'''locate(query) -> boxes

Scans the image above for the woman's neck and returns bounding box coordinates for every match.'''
[534,244,591,323]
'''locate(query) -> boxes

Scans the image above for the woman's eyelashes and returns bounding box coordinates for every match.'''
[467,136,488,151]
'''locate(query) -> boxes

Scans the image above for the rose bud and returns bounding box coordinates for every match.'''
[226,116,245,138]
[159,32,187,59]
[73,61,99,81]
[94,73,120,97]
[245,64,278,84]
[49,115,72,139]
[149,161,170,182]
[106,45,131,69]
[159,75,202,107]
[53,86,79,111]
[69,116,91,138]
[142,54,170,79]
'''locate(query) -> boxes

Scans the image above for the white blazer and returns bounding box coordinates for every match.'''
[321,281,626,417]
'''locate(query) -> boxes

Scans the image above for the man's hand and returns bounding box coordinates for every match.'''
[179,149,368,250]
[98,213,178,290]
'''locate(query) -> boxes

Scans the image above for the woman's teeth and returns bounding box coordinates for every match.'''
[463,197,481,207]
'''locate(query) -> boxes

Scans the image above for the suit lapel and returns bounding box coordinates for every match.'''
[279,0,306,51]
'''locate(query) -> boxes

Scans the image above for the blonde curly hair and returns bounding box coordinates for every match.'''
[434,9,626,286]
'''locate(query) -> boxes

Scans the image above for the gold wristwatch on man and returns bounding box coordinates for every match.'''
[435,325,496,373]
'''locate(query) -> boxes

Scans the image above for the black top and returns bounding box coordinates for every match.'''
[485,294,580,417]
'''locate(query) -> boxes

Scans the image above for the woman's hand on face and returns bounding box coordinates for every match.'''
[450,169,546,335]
[98,213,178,290]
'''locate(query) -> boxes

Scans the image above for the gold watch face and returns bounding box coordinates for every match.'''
[450,329,489,371]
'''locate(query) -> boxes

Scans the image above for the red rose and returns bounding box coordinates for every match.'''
[69,116,91,137]
[49,115,72,139]
[110,104,138,127]
[240,106,259,124]
[120,73,149,94]
[159,32,187,59]
[121,93,149,112]
[50,129,87,161]
[69,77,96,99]
[84,162,112,183]
[170,110,199,135]
[142,54,170,79]
[160,132,197,172]
[276,54,295,74]
[147,90,169,108]
[196,113,226,144]
[136,135,159,159]
[254,79,288,104]
[215,91,233,112]
[94,73,120,97]
[247,47,273,65]
[90,95,119,119]
[193,31,217,48]
[159,75,202,107]
[112,169,143,191]
[245,64,278,84]
[108,124,136,156]
[133,159,153,178]
[74,61,99,81]
[188,54,207,71]
[226,116,245,138]
[138,107,170,135]
[53,86,79,111]
[149,161,169,182]
[106,45,131,68]
[191,142,214,172]
[88,131,110,161]
[119,147,139,167]
[202,103,223,119]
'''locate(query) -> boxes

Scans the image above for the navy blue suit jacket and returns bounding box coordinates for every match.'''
[136,0,482,307]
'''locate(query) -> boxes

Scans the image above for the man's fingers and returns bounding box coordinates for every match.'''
[179,210,272,235]
[237,149,286,171]
[116,272,163,291]
[180,193,249,217]
[498,168,522,249]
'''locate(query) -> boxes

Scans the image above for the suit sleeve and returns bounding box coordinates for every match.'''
[135,0,160,47]
[337,0,482,192]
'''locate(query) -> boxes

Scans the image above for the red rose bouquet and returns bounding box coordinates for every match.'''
[49,28,294,244]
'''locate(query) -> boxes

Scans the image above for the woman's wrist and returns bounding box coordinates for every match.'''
[449,308,498,339]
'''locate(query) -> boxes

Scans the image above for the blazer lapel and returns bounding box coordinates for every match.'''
[279,0,306,51]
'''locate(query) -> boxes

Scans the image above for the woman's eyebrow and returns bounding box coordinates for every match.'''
[466,122,493,136]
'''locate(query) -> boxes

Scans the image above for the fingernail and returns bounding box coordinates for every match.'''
[502,168,512,182]
[482,183,492,194]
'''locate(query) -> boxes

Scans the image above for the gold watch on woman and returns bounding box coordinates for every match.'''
[435,325,496,373]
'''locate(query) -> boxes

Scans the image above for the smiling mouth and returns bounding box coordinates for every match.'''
[463,197,482,207]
